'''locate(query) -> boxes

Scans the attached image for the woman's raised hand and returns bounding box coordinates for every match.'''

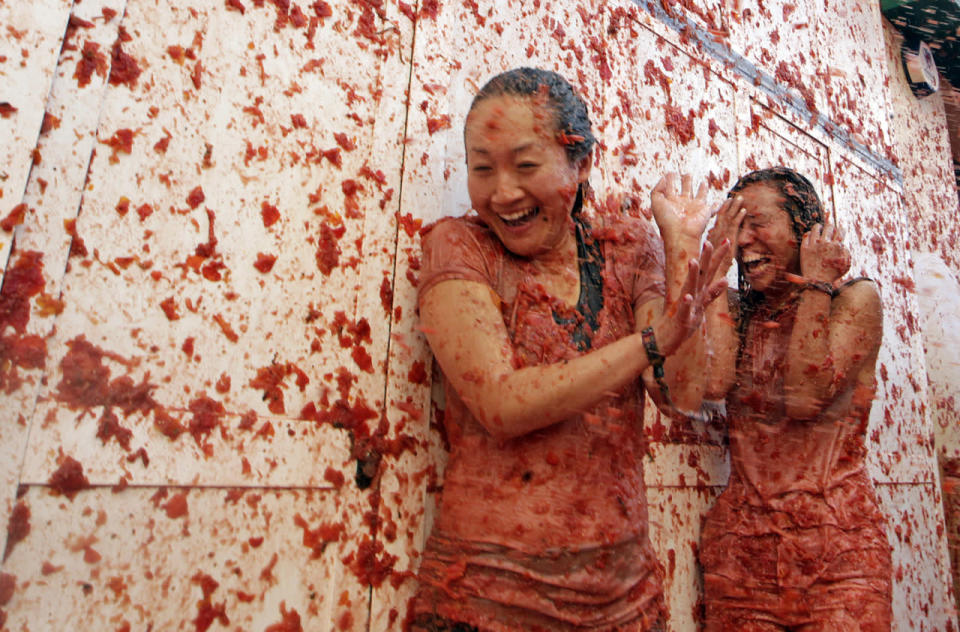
[705,194,746,280]
[800,220,851,284]
[654,238,731,356]
[651,173,713,244]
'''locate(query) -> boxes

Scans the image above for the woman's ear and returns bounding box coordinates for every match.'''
[576,151,593,183]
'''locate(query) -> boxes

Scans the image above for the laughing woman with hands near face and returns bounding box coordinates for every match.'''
[699,167,892,631]
[409,67,728,632]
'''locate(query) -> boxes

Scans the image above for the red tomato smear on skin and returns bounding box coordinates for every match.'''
[226,0,246,13]
[48,456,90,499]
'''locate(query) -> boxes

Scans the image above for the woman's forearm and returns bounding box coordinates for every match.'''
[460,331,653,440]
[783,288,835,418]
[704,289,738,400]
[421,281,656,441]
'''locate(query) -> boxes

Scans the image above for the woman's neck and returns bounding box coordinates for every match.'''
[758,282,802,317]
[531,226,580,306]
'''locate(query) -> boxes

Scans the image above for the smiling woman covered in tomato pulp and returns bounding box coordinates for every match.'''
[700,167,892,631]
[409,67,727,632]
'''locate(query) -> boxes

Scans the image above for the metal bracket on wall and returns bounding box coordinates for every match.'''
[633,0,905,187]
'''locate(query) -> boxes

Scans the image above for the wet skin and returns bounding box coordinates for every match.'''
[734,183,801,299]
[464,95,589,263]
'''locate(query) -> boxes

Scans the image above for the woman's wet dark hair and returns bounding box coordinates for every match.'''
[469,67,596,164]
[729,166,824,242]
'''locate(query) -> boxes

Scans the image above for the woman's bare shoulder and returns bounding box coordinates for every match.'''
[833,277,881,312]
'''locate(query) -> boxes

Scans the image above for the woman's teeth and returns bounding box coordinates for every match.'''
[742,255,769,272]
[500,207,539,225]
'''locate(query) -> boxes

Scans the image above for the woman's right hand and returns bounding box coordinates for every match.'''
[704,195,745,281]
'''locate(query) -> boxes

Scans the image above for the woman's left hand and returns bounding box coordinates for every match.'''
[655,238,730,355]
[800,221,851,284]
[651,173,714,245]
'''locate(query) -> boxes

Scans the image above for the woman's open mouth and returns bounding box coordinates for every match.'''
[499,207,540,227]
[741,254,770,274]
